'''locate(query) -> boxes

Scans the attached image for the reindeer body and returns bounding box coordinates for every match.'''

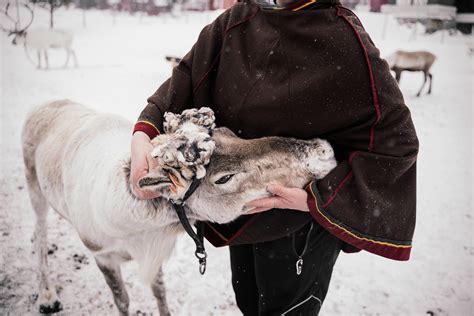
[22,100,336,315]
[13,28,78,69]
[386,50,436,97]
[22,101,178,315]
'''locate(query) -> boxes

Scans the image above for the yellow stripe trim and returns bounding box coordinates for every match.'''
[308,182,411,249]
[136,120,160,135]
[292,0,317,11]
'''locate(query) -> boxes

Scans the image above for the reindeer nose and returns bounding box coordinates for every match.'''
[182,143,200,162]
[184,148,198,162]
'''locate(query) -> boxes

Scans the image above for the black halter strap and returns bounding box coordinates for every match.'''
[171,178,207,274]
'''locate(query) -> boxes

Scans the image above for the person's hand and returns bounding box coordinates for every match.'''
[245,184,310,214]
[130,131,161,199]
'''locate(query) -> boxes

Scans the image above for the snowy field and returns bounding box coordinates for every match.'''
[0,4,473,316]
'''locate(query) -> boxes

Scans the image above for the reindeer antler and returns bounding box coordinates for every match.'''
[0,2,34,35]
[152,107,216,180]
[18,3,34,33]
[163,107,215,134]
[0,3,18,34]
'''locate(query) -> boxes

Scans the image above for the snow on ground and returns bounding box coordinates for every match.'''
[0,5,472,316]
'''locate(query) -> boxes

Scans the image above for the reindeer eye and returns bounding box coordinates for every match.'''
[215,174,235,185]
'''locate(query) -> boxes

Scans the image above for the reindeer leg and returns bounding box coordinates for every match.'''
[395,70,401,84]
[25,165,63,313]
[37,50,42,69]
[427,73,433,94]
[44,51,49,70]
[151,267,171,316]
[95,255,130,316]
[71,49,78,68]
[63,48,70,68]
[416,72,427,97]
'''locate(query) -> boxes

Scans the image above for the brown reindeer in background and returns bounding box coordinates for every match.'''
[386,50,436,97]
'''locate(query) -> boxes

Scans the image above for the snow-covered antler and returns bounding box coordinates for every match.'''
[163,107,215,134]
[151,107,216,180]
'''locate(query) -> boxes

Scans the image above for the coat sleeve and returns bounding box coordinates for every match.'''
[305,8,419,261]
[133,9,232,138]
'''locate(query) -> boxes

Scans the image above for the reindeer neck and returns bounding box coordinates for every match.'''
[121,158,173,225]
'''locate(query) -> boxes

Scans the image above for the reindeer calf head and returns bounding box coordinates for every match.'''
[138,107,216,200]
[138,107,337,225]
[186,129,337,223]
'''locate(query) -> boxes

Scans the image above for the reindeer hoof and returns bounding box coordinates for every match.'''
[39,299,63,314]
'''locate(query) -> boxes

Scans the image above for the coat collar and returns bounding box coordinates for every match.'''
[258,0,338,11]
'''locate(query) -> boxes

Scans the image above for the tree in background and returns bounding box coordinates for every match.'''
[30,0,71,28]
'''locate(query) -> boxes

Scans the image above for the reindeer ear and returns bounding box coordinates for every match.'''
[214,127,237,138]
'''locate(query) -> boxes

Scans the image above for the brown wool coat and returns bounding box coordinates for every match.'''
[136,1,419,261]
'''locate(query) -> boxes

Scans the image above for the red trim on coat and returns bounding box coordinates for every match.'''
[336,5,381,153]
[202,214,262,247]
[194,8,260,93]
[226,213,262,244]
[194,51,223,93]
[322,170,353,208]
[133,121,160,139]
[322,7,384,208]
[306,182,411,261]
[203,222,229,247]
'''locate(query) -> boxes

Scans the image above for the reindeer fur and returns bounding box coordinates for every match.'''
[22,100,336,315]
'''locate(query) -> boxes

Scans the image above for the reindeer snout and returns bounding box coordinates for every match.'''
[180,142,200,163]
[183,146,198,162]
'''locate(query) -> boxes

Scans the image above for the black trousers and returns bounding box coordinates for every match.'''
[229,221,342,316]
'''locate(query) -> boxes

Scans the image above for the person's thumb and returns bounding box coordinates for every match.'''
[267,184,289,197]
[145,152,158,170]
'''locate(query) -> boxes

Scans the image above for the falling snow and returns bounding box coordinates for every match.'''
[0,6,472,316]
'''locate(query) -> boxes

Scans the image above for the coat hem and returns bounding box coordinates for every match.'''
[203,214,262,247]
[305,181,412,261]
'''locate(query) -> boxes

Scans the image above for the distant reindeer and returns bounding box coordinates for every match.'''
[385,50,436,97]
[1,3,77,69]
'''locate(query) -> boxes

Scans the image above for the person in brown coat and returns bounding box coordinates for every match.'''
[130,0,419,314]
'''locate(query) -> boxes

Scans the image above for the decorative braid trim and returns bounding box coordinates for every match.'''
[306,181,412,261]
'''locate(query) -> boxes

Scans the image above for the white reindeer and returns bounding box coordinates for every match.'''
[385,50,436,97]
[22,100,336,315]
[13,28,78,69]
[1,3,77,69]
